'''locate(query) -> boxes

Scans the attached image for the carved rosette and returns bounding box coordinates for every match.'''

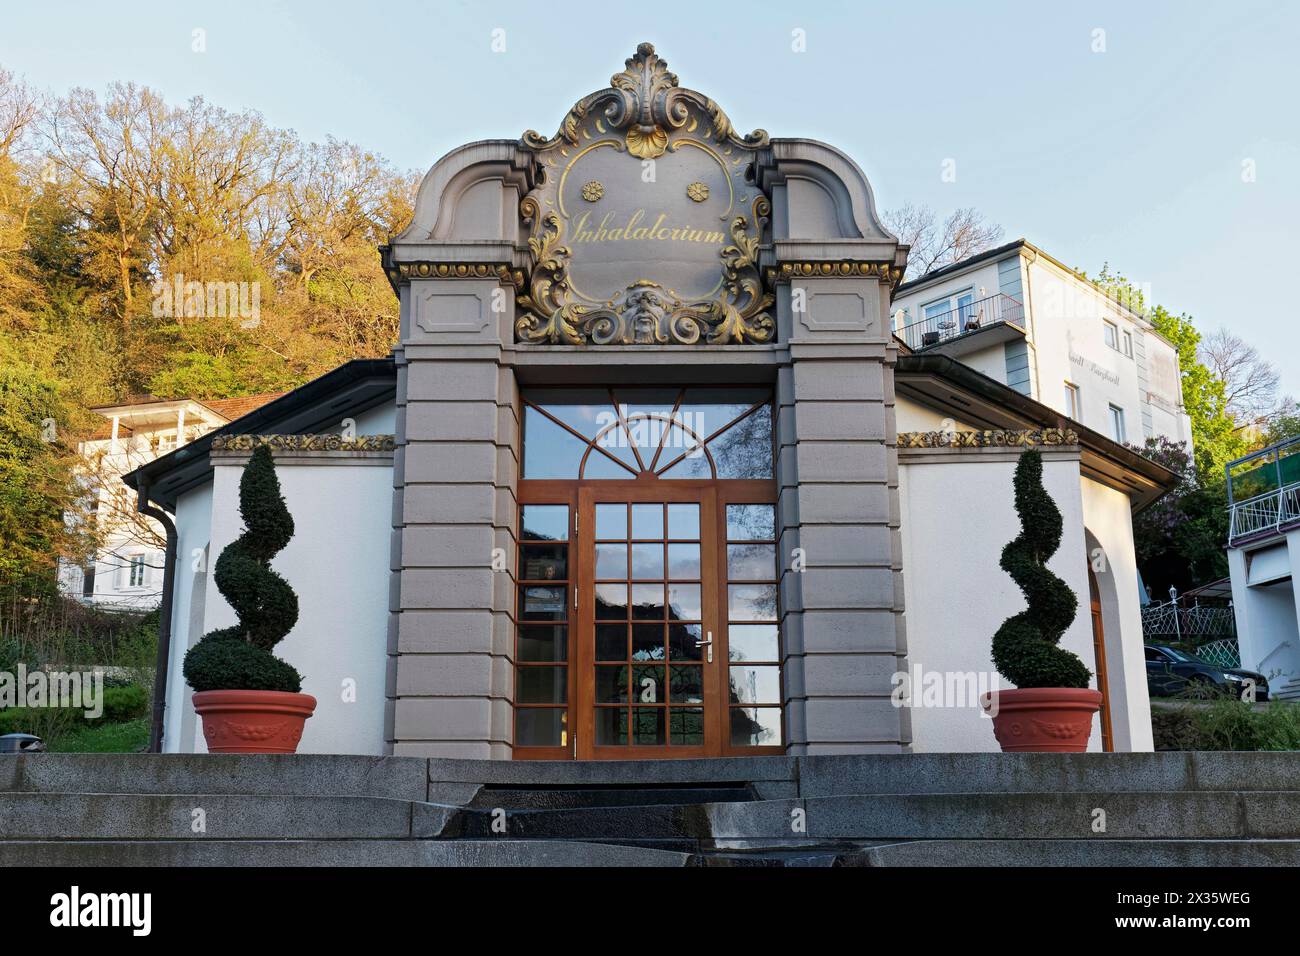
[515,42,774,347]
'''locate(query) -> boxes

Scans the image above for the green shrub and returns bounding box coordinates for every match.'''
[101,684,148,722]
[1152,700,1300,750]
[991,450,1092,689]
[182,445,302,693]
[0,683,149,734]
[1151,707,1201,750]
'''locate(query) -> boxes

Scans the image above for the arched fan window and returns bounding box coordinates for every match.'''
[521,387,773,480]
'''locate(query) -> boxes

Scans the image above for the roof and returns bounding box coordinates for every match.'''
[123,360,397,510]
[895,353,1179,512]
[1181,577,1233,602]
[895,238,1029,295]
[198,392,286,420]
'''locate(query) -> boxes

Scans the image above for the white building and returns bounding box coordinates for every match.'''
[891,240,1192,451]
[1225,438,1300,699]
[122,44,1179,760]
[59,394,282,609]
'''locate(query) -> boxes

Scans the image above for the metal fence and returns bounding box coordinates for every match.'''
[1140,601,1237,640]
[1191,638,1242,669]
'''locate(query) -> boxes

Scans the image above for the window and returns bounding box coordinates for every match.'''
[725,504,782,747]
[1103,320,1120,351]
[1108,404,1126,443]
[1144,647,1169,663]
[922,288,976,332]
[127,555,146,588]
[81,564,96,598]
[1122,330,1133,358]
[521,387,773,480]
[1064,382,1080,420]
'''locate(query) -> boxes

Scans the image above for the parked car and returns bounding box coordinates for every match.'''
[1145,644,1269,701]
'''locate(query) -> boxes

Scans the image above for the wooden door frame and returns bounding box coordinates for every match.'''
[578,482,719,760]
[513,476,777,760]
[1088,567,1114,752]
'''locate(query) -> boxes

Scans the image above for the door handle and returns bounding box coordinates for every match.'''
[695,631,713,664]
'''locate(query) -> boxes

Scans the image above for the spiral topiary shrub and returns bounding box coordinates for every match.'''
[183,444,303,693]
[991,449,1092,689]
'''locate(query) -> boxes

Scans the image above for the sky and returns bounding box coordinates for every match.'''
[4,0,1299,392]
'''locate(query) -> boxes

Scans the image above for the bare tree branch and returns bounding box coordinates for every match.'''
[883,203,1004,279]
[1199,327,1281,423]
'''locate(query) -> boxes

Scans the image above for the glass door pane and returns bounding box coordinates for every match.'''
[579,490,717,756]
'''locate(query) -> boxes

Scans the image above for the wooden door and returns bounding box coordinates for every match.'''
[576,484,721,758]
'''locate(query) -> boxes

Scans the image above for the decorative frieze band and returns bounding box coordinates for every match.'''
[766,261,903,286]
[897,428,1079,449]
[212,434,397,452]
[386,262,526,289]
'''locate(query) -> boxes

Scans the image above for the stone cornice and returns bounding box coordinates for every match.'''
[384,261,526,294]
[765,261,903,287]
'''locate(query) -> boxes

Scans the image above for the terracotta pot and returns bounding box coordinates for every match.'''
[980,687,1102,753]
[192,689,317,754]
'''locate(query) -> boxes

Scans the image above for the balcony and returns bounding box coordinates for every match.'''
[1227,436,1300,545]
[895,292,1026,358]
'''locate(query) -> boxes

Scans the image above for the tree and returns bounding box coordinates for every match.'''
[1088,264,1246,481]
[182,445,302,692]
[0,340,93,586]
[992,450,1090,689]
[1199,327,1281,425]
[883,204,1003,279]
[1126,436,1229,596]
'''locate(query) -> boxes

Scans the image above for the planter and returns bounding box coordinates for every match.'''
[192,689,317,754]
[980,687,1102,753]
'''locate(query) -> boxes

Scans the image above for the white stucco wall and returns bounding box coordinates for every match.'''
[162,455,391,755]
[1024,255,1190,448]
[164,483,213,752]
[1080,476,1153,751]
[899,450,1105,752]
[1229,538,1300,688]
[894,397,977,433]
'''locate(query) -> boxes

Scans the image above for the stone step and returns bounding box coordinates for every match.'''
[1,753,427,800]
[7,835,1294,867]
[846,839,1300,867]
[468,785,754,810]
[13,753,1300,804]
[464,791,1300,843]
[0,839,693,867]
[0,793,458,841]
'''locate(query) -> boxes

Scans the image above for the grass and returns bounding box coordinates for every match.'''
[46,717,150,753]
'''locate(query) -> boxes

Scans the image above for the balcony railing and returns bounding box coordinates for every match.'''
[1227,485,1300,544]
[895,292,1025,351]
[1227,435,1300,545]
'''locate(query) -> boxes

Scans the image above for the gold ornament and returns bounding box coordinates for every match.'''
[625,124,668,159]
[686,181,709,202]
[581,180,604,202]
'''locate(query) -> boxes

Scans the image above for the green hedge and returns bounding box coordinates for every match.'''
[0,684,148,736]
[1153,700,1300,751]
